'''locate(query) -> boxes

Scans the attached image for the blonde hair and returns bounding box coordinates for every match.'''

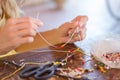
[0,0,21,26]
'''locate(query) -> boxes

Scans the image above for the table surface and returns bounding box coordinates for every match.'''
[0,43,120,80]
[1,0,120,80]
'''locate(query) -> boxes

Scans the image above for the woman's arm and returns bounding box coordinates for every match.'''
[0,16,87,55]
[15,28,60,52]
[15,16,88,53]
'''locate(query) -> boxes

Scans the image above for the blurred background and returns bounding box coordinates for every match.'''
[20,0,120,52]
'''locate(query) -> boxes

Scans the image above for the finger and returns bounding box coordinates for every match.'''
[69,27,86,41]
[16,17,43,26]
[72,16,88,23]
[80,27,87,40]
[7,17,43,26]
[17,28,37,37]
[18,37,34,45]
[70,32,82,41]
[74,36,81,41]
[15,22,39,31]
[11,37,34,47]
[61,37,74,43]
[68,29,76,35]
[68,27,82,36]
[62,22,75,29]
[74,24,86,33]
[68,32,79,38]
[67,22,86,35]
[61,36,78,43]
[79,23,86,28]
[71,16,88,27]
[80,32,86,40]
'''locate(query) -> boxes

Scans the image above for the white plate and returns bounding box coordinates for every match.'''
[91,38,120,68]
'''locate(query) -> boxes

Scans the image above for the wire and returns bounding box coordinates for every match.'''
[30,47,90,57]
[36,26,77,48]
[35,13,57,48]
[60,27,78,48]
[0,60,20,68]
[37,31,57,48]
[1,48,84,80]
[0,50,90,80]
[30,49,69,53]
[36,13,79,49]
[1,51,75,80]
[1,62,46,80]
[1,13,87,80]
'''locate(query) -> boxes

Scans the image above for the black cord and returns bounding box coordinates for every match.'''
[106,0,120,21]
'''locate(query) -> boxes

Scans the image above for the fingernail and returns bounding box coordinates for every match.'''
[29,38,34,42]
[40,22,44,26]
[80,23,84,27]
[36,19,44,26]
[68,31,72,35]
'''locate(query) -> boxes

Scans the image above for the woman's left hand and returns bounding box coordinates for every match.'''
[57,16,88,43]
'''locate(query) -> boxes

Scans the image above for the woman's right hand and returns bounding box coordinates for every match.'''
[0,17,43,54]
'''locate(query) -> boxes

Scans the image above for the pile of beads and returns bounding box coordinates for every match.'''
[56,67,94,79]
[103,52,120,64]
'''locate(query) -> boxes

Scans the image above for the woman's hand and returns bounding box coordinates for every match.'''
[57,16,88,43]
[0,17,43,54]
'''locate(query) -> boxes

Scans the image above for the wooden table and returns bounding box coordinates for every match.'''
[0,43,120,80]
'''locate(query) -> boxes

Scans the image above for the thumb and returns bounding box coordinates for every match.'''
[71,16,88,24]
[63,22,76,29]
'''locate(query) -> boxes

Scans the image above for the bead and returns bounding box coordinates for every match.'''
[57,45,62,49]
[98,66,106,73]
[82,61,85,65]
[68,49,74,53]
